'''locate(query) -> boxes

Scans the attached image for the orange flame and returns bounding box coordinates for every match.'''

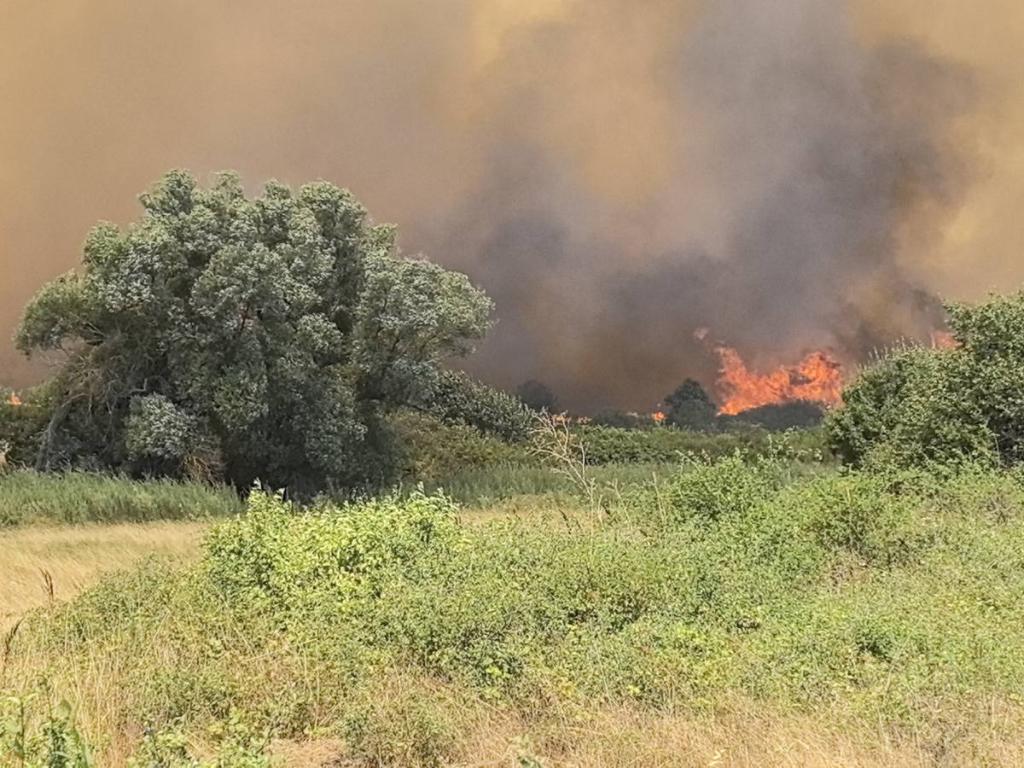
[651,410,666,425]
[715,347,843,416]
[930,330,957,349]
[6,393,21,407]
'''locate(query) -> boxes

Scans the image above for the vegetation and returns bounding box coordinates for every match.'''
[416,370,531,442]
[515,379,559,413]
[5,458,1024,765]
[0,387,50,468]
[826,291,1024,469]
[725,399,826,430]
[664,378,717,430]
[572,423,826,465]
[390,410,534,483]
[14,171,492,495]
[9,178,1024,766]
[589,409,656,429]
[0,471,240,528]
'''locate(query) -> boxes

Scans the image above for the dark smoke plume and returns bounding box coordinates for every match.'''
[0,1,1012,411]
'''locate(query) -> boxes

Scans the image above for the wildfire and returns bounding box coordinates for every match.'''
[651,410,666,425]
[715,346,843,416]
[6,393,21,407]
[930,330,957,349]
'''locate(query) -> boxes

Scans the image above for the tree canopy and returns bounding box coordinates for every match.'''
[664,378,717,431]
[16,171,493,493]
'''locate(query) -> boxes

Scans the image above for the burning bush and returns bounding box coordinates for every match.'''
[0,385,51,469]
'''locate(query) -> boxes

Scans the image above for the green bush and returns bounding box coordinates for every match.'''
[827,290,1024,470]
[341,673,456,768]
[572,424,826,465]
[0,695,94,768]
[659,452,786,525]
[0,387,51,469]
[422,370,532,443]
[203,489,462,614]
[724,400,825,430]
[389,410,534,483]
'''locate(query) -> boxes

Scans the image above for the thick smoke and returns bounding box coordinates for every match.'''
[0,1,1017,411]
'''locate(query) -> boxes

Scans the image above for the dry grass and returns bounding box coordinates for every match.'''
[268,700,1024,767]
[0,520,206,624]
[439,699,1024,768]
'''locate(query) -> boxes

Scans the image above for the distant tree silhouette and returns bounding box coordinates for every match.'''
[664,379,717,431]
[515,379,559,413]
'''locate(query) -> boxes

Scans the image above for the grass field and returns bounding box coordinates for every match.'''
[0,470,241,528]
[3,457,1024,766]
[0,520,205,624]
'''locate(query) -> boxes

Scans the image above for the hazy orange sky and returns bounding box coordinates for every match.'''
[3,1,1023,409]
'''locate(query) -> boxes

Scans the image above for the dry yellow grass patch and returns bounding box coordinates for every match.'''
[0,520,206,623]
[263,700,1024,768]
[446,703,1024,768]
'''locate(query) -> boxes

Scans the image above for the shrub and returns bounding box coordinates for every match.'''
[0,695,94,768]
[203,489,462,614]
[827,290,1024,470]
[422,370,532,442]
[341,673,457,768]
[571,424,825,465]
[9,463,1024,763]
[0,387,51,469]
[726,400,825,430]
[660,452,785,525]
[589,410,655,430]
[389,410,533,483]
[826,346,994,469]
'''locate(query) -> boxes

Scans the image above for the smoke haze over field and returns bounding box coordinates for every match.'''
[3,1,1024,411]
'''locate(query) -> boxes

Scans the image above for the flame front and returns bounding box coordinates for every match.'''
[715,347,843,416]
[930,330,957,349]
[6,393,21,407]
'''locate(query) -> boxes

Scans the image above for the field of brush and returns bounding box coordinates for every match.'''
[3,444,1024,767]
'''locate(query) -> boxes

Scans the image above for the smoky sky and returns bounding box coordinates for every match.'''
[2,1,1022,411]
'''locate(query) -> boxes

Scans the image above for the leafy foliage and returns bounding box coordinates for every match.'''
[664,378,717,430]
[0,387,50,469]
[389,410,533,483]
[571,424,826,465]
[725,400,825,430]
[421,370,531,442]
[15,171,492,494]
[589,410,656,430]
[825,291,1024,468]
[10,461,1024,766]
[1,694,95,768]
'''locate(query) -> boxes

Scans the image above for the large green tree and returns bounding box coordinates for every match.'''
[17,171,493,493]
